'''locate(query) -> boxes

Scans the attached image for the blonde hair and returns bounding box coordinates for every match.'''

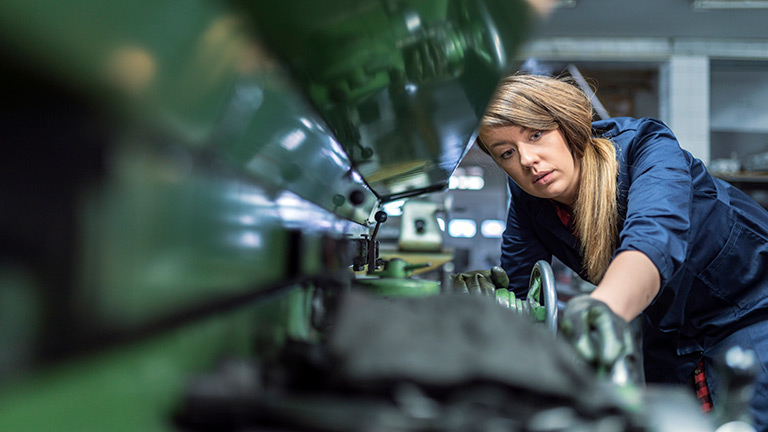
[479,74,619,283]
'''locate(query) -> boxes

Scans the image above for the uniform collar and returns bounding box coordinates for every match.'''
[535,199,580,250]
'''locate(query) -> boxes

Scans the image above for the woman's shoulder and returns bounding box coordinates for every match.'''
[591,117,672,140]
[592,117,681,159]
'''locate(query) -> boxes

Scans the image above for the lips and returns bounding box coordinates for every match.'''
[533,171,552,184]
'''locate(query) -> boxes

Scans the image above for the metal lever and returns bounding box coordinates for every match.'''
[366,210,388,274]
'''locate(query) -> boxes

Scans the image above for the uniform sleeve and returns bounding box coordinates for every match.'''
[501,179,552,298]
[614,119,692,286]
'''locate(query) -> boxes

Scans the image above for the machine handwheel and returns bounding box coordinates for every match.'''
[527,260,558,335]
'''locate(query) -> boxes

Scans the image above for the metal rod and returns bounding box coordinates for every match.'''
[567,64,610,120]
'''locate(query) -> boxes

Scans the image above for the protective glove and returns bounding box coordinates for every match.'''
[559,295,632,373]
[451,266,509,296]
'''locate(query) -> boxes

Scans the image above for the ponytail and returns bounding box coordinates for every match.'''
[574,137,618,282]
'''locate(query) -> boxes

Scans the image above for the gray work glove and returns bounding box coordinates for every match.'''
[451,266,509,296]
[559,295,632,373]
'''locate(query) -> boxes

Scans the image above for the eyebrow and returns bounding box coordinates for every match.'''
[487,126,531,149]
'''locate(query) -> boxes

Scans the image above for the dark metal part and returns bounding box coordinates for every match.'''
[414,218,427,234]
[351,236,370,272]
[348,189,366,206]
[366,211,388,274]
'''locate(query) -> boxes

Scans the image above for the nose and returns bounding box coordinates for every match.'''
[518,144,538,168]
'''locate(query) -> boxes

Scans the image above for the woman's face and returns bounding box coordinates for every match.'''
[482,125,580,206]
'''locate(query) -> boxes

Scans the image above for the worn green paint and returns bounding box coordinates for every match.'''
[355,259,441,297]
[0,284,317,431]
[526,276,548,322]
[245,0,534,200]
[0,0,378,224]
[0,0,533,428]
[355,277,441,298]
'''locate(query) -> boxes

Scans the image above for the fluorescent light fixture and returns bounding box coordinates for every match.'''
[382,199,406,216]
[448,219,477,238]
[481,220,506,238]
[449,175,485,190]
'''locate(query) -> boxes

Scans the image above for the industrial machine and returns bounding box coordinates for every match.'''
[0,1,743,431]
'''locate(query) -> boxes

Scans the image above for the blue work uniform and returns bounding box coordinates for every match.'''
[500,117,768,427]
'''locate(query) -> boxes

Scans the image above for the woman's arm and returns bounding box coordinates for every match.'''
[558,250,659,371]
[590,250,661,322]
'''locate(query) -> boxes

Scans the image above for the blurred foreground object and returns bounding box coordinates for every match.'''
[0,0,536,430]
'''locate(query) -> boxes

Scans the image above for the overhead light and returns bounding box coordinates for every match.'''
[481,220,506,238]
[448,219,477,238]
[692,0,768,8]
[525,0,575,16]
[382,199,406,216]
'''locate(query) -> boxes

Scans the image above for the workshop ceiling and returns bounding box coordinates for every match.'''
[535,0,768,39]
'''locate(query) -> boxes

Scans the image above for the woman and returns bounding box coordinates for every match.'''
[478,73,768,427]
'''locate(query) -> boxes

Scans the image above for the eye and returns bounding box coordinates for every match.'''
[500,149,515,159]
[530,131,542,141]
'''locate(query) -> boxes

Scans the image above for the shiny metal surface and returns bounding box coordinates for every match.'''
[0,0,380,380]
[78,142,367,327]
[247,0,534,201]
[528,260,559,335]
[0,0,378,224]
[643,386,717,432]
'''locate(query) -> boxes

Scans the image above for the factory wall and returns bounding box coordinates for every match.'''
[437,0,768,279]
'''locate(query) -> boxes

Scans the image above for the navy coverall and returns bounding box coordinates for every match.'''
[500,117,768,427]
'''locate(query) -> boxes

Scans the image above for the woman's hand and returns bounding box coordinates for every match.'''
[560,295,632,370]
[451,266,509,296]
[560,250,658,377]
